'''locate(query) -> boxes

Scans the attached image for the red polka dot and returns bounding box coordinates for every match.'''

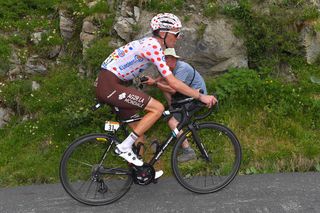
[160,64,164,68]
[118,73,121,75]
[152,45,157,49]
[162,70,167,75]
[115,55,119,58]
[126,73,129,75]
[157,57,161,61]
[113,67,117,71]
[125,50,128,53]
[146,52,151,56]
[122,75,125,77]
[141,53,145,57]
[151,58,155,63]
[154,51,159,55]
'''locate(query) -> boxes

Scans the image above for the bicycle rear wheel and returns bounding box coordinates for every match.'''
[59,133,133,206]
[172,123,241,194]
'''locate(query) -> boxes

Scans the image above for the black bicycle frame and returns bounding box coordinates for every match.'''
[113,103,199,166]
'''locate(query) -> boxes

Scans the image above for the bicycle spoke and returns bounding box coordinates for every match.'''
[69,158,93,167]
[77,176,93,192]
[173,123,241,194]
[60,134,133,205]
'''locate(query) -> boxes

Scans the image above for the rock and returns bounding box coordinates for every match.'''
[8,66,22,80]
[301,24,320,64]
[31,31,46,45]
[176,18,248,74]
[120,0,130,17]
[59,10,75,40]
[87,1,99,8]
[80,32,96,54]
[0,107,13,128]
[134,6,140,22]
[114,17,134,42]
[276,61,297,83]
[48,45,62,59]
[82,21,98,34]
[25,55,47,74]
[32,81,40,91]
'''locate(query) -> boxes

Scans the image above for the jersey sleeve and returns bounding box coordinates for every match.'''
[141,38,172,78]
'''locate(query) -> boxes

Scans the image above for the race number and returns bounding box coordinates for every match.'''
[104,121,120,132]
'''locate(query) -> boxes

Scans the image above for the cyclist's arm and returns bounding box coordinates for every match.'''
[165,74,217,107]
[144,76,176,94]
[164,74,200,99]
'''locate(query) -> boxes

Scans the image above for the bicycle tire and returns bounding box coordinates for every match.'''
[172,123,241,194]
[59,133,133,206]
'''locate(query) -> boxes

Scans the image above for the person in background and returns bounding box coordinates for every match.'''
[142,48,209,162]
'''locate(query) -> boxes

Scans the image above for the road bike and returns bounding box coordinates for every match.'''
[59,96,242,205]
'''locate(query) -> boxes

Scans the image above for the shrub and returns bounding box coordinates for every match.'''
[84,37,113,76]
[0,37,12,76]
[146,0,185,12]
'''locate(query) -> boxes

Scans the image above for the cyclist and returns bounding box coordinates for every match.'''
[142,48,208,162]
[95,13,217,178]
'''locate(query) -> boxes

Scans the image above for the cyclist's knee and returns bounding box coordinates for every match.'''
[146,98,164,117]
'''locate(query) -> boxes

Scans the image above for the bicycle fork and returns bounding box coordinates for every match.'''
[188,123,211,161]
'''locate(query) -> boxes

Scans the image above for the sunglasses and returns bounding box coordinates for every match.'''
[162,30,181,38]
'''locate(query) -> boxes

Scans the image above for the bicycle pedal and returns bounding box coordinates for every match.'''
[150,140,160,153]
[133,142,145,158]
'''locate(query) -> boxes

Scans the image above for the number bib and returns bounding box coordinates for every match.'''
[104,121,120,132]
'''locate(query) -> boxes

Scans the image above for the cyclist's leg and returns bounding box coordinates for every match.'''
[128,121,146,156]
[131,98,164,135]
[96,70,164,166]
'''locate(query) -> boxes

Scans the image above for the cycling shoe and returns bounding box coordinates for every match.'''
[115,145,144,166]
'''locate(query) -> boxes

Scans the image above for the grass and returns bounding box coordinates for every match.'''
[1,64,319,186]
[0,0,320,187]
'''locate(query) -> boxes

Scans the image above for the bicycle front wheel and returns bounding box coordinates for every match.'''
[172,123,241,194]
[59,133,133,206]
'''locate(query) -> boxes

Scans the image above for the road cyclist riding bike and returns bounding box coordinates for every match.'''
[95,13,217,178]
[59,93,242,205]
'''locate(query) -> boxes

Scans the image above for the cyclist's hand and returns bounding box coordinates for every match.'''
[142,76,157,86]
[199,94,217,108]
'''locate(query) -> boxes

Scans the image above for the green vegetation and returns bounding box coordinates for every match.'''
[0,36,12,76]
[0,0,320,187]
[145,0,185,12]
[222,0,320,73]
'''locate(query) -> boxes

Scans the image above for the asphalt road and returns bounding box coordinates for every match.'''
[1,172,320,213]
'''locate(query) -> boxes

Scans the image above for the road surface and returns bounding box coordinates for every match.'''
[0,172,320,213]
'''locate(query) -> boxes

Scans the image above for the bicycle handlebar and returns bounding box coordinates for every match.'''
[170,93,218,121]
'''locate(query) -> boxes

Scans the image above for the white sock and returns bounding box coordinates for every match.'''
[117,132,139,152]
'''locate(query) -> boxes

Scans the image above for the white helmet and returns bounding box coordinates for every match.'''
[150,13,182,31]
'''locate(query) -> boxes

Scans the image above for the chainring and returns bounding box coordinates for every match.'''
[131,163,155,185]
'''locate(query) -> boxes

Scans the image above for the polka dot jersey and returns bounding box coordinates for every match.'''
[101,37,172,81]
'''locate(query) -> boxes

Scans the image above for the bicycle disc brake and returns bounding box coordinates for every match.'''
[131,163,155,185]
